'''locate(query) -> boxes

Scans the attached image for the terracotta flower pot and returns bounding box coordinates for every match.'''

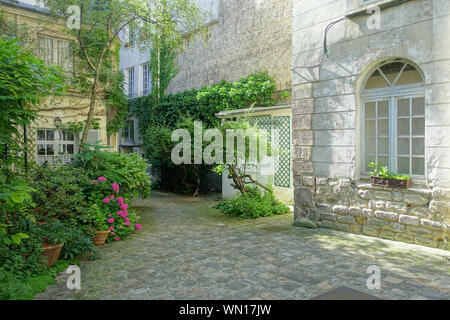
[93,231,110,246]
[42,243,63,267]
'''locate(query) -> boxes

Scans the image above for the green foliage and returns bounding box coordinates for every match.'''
[88,204,109,231]
[29,165,91,223]
[215,186,290,219]
[130,72,276,134]
[368,161,410,180]
[73,146,151,199]
[0,260,75,300]
[42,0,205,140]
[59,228,94,261]
[0,38,66,171]
[38,220,72,245]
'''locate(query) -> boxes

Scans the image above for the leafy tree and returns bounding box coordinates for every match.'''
[0,38,66,173]
[41,0,205,145]
[213,120,272,194]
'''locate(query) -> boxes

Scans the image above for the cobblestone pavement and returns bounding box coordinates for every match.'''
[36,192,450,300]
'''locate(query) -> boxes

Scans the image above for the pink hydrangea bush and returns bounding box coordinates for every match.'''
[91,177,142,243]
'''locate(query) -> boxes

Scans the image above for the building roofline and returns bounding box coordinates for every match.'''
[0,0,50,15]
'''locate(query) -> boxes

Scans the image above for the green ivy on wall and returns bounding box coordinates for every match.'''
[129,71,277,135]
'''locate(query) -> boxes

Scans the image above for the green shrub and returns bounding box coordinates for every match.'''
[0,260,74,300]
[29,165,91,223]
[73,147,151,199]
[215,186,290,219]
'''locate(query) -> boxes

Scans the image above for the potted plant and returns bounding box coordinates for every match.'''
[89,204,110,246]
[39,220,70,267]
[369,161,411,189]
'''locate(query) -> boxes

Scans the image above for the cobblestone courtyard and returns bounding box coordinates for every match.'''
[36,192,450,300]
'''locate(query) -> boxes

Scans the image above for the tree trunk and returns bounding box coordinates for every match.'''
[80,72,100,150]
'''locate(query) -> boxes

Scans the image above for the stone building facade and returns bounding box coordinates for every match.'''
[167,0,292,93]
[291,0,450,249]
[1,0,118,164]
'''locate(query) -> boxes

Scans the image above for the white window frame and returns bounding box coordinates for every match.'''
[37,36,73,74]
[361,60,425,180]
[36,129,78,165]
[142,63,150,96]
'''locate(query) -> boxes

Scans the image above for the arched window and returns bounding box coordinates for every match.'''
[361,59,425,177]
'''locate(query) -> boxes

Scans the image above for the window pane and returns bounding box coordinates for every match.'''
[378,156,389,167]
[398,157,410,174]
[38,144,46,155]
[398,138,410,155]
[398,99,410,116]
[412,118,425,135]
[397,118,410,136]
[365,120,375,136]
[37,130,46,141]
[412,157,425,175]
[46,130,54,141]
[365,138,376,154]
[380,62,404,85]
[412,98,425,116]
[47,144,54,155]
[365,102,376,118]
[366,155,376,172]
[377,101,389,117]
[378,138,389,154]
[67,133,75,141]
[378,119,389,135]
[395,64,422,85]
[57,144,64,154]
[365,69,389,89]
[58,130,66,141]
[67,144,74,155]
[412,138,424,155]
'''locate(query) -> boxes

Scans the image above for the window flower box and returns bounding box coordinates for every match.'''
[370,176,411,189]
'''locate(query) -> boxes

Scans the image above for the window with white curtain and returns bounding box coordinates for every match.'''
[362,60,425,177]
[38,36,73,73]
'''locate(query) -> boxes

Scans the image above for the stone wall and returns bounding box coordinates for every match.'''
[291,0,450,249]
[167,0,292,93]
[296,177,450,249]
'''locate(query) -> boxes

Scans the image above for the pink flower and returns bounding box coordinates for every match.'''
[110,232,116,236]
[120,203,129,210]
[124,222,131,226]
[98,176,107,182]
[117,210,123,216]
[102,198,111,204]
[110,195,115,199]
[107,218,114,224]
[124,217,130,222]
[114,236,120,241]
[116,197,124,205]
[91,180,98,184]
[112,183,120,192]
[135,224,142,230]
[109,227,114,231]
